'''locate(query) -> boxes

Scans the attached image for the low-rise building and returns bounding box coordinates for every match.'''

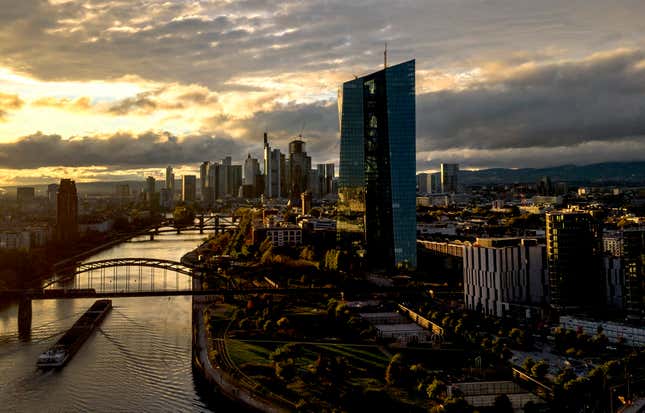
[560,316,645,347]
[360,312,429,345]
[0,230,31,250]
[253,224,302,247]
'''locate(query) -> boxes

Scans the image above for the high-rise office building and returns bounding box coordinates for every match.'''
[115,184,130,199]
[165,166,175,205]
[546,210,603,310]
[263,133,282,198]
[145,176,156,197]
[229,165,242,197]
[160,188,172,210]
[317,163,335,197]
[301,191,312,215]
[47,183,59,203]
[537,176,553,196]
[182,175,197,202]
[440,163,459,194]
[308,168,321,199]
[16,187,35,203]
[145,176,157,209]
[199,161,209,201]
[244,154,260,190]
[288,138,312,200]
[205,162,216,205]
[338,59,417,270]
[212,158,242,199]
[279,152,287,198]
[623,227,645,321]
[56,179,78,242]
[430,172,441,194]
[416,173,431,194]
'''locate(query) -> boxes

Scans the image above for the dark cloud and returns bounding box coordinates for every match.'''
[0,131,246,169]
[416,138,645,171]
[2,0,645,88]
[107,93,163,115]
[2,1,645,172]
[417,49,645,151]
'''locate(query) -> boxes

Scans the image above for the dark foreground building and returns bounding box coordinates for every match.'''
[546,210,603,310]
[56,179,78,242]
[337,59,416,271]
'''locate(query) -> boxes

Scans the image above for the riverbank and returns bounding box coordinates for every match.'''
[191,277,290,413]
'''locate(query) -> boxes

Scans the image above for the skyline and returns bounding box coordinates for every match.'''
[2,1,645,185]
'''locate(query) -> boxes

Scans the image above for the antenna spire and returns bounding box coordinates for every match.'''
[384,41,388,69]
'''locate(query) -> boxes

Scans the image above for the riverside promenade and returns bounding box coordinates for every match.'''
[191,277,290,413]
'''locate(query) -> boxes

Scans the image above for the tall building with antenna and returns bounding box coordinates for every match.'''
[338,59,417,271]
[263,132,282,198]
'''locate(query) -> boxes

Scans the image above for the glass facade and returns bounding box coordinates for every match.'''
[338,60,417,271]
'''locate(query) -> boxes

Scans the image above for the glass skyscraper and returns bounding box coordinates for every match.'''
[338,59,416,271]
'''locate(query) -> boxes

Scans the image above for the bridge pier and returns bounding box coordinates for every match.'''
[18,296,32,341]
[199,216,204,234]
[176,228,181,234]
[149,233,155,241]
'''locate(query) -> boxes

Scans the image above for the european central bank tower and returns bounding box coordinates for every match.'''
[338,59,416,271]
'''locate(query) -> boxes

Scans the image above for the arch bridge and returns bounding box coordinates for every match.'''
[44,257,200,291]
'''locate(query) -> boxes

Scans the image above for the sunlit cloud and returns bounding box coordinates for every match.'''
[0,0,644,185]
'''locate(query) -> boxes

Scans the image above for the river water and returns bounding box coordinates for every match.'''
[0,231,218,412]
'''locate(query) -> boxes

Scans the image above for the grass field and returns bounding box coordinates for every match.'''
[227,339,277,366]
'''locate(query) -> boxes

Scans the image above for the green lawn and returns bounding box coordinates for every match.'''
[312,343,389,368]
[227,339,276,366]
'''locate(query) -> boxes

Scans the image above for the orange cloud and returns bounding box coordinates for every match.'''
[0,93,24,121]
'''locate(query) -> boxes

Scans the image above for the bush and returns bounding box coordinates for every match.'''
[531,361,549,380]
[426,378,447,401]
[385,353,409,386]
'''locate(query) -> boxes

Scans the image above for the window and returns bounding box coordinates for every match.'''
[365,79,376,95]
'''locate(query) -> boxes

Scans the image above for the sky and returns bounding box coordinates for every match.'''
[1,0,645,185]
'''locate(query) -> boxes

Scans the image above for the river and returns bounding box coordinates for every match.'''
[0,231,219,412]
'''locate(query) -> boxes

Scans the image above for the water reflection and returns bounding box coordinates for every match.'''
[0,232,215,412]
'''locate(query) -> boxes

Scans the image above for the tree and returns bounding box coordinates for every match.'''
[531,361,549,380]
[555,368,577,385]
[275,359,296,382]
[493,394,514,413]
[260,245,274,264]
[276,316,290,329]
[263,319,274,332]
[385,353,408,386]
[443,397,474,413]
[523,357,536,373]
[300,246,316,261]
[509,327,525,347]
[426,378,447,401]
[270,343,298,362]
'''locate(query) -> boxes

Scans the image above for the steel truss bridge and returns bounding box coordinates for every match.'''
[41,258,196,292]
[141,214,239,239]
[6,254,424,336]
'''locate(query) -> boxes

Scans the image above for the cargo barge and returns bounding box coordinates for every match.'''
[37,299,112,368]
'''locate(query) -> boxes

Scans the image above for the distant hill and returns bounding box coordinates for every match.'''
[459,161,645,186]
